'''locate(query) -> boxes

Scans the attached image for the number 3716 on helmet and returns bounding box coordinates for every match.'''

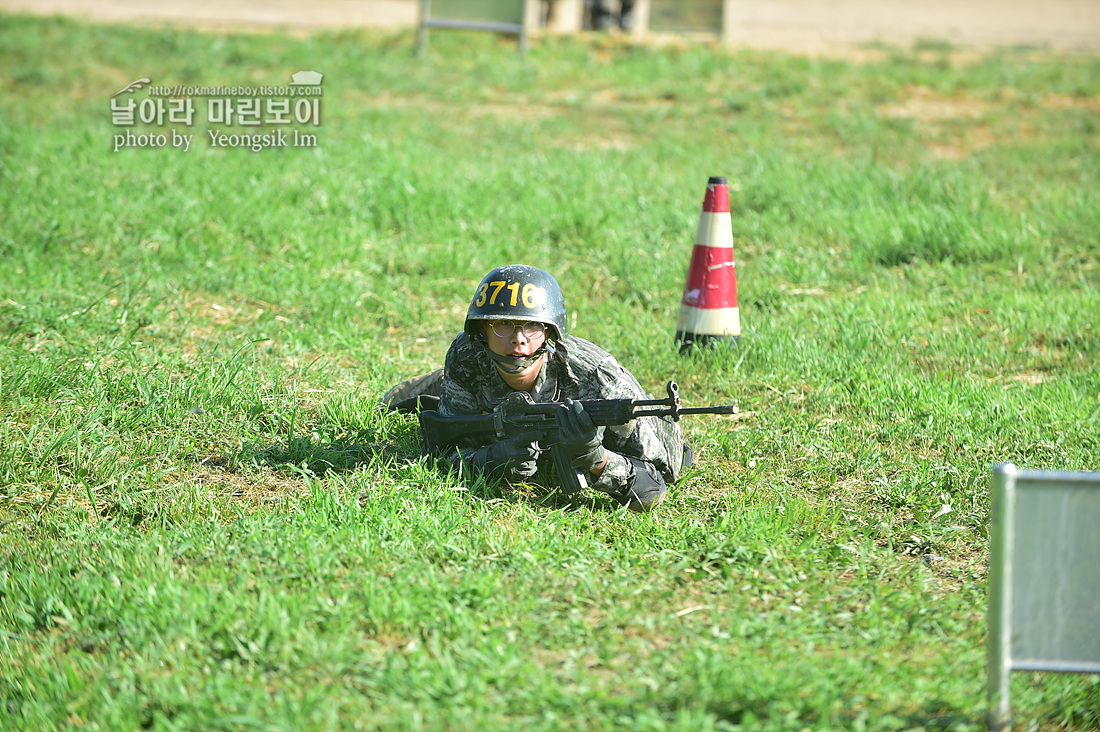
[463,264,569,343]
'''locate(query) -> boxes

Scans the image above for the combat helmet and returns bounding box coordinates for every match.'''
[464,264,568,372]
[464,265,568,340]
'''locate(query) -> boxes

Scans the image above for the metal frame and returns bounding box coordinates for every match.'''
[988,463,1100,730]
[418,0,531,54]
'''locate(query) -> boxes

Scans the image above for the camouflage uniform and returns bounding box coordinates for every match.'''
[439,331,688,498]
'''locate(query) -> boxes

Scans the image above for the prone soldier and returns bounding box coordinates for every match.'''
[385,264,701,512]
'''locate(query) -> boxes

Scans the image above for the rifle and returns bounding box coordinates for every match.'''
[418,381,735,494]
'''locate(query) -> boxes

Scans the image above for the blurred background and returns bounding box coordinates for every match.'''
[2,0,1098,52]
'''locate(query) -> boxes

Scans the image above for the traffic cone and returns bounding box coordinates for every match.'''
[675,176,741,352]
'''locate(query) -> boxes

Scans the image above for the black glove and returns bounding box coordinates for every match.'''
[470,430,543,479]
[555,399,607,474]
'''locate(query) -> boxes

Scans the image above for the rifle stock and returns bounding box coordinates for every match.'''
[417,410,499,454]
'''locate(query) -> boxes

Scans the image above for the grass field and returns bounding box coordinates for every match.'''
[1,12,1099,731]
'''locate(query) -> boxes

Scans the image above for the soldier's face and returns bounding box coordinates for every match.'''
[483,320,546,360]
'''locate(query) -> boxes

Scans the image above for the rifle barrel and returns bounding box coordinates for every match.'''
[631,404,737,419]
[677,405,737,415]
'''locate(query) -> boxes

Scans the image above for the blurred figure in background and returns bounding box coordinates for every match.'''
[589,0,636,31]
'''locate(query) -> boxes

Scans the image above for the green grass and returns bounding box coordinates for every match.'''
[2,12,1099,731]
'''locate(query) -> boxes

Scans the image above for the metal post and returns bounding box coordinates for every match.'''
[987,464,1016,731]
[633,0,650,37]
[721,0,736,45]
[521,0,537,53]
[418,0,432,55]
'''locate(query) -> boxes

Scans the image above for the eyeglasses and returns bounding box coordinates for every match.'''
[489,320,546,339]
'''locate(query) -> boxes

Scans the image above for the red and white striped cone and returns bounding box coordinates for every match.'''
[675,176,741,352]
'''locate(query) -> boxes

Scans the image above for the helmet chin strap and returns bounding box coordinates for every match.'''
[485,342,555,375]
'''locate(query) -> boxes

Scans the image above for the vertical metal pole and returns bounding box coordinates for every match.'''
[520,0,535,54]
[633,0,650,37]
[987,464,1016,731]
[418,0,431,56]
[721,0,736,45]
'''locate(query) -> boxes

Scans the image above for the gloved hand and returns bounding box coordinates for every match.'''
[470,431,543,479]
[556,399,607,474]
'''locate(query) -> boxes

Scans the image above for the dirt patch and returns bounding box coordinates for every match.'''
[877,85,993,122]
[0,0,417,33]
[3,0,1099,54]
